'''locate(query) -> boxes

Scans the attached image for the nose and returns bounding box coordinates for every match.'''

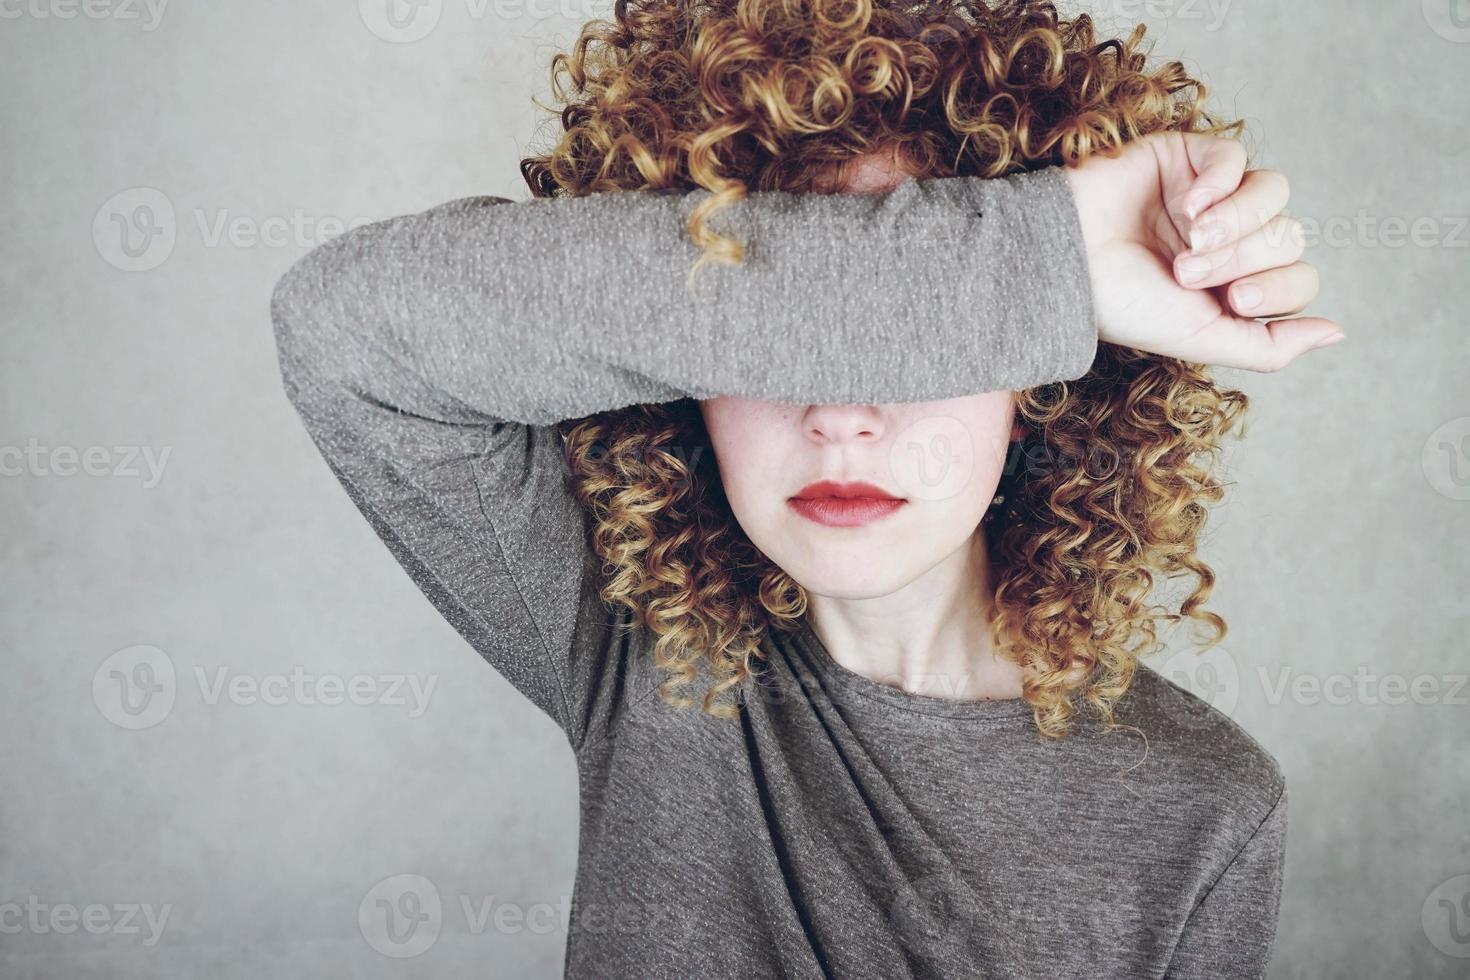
[801,404,886,446]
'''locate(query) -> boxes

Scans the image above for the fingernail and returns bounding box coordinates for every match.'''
[1233,284,1264,312]
[1186,189,1213,220]
[1177,255,1211,285]
[1310,332,1346,352]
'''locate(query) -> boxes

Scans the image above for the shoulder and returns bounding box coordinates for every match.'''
[1105,660,1287,828]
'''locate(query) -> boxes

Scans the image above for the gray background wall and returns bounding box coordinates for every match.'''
[1,1,1466,977]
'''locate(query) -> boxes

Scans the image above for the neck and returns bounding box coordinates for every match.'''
[803,529,1026,702]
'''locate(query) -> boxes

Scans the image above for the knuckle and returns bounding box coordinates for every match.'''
[1301,262,1322,292]
[1258,169,1290,197]
[1275,216,1307,254]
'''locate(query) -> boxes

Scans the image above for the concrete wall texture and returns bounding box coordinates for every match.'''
[2,1,1466,977]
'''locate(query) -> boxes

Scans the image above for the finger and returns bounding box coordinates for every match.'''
[1189,169,1292,253]
[1176,134,1249,223]
[1183,314,1345,373]
[1227,261,1321,318]
[1174,215,1307,289]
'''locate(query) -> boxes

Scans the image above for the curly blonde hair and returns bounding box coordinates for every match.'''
[519,0,1249,738]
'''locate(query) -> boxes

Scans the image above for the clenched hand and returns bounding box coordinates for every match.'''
[1065,132,1343,372]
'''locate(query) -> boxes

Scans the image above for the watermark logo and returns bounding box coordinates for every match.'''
[889,415,980,503]
[92,645,177,730]
[1423,417,1470,501]
[93,187,176,272]
[359,874,442,958]
[355,873,692,956]
[94,187,372,271]
[1422,873,1470,958]
[359,0,442,43]
[1424,0,1470,42]
[91,646,439,729]
[1153,646,1240,722]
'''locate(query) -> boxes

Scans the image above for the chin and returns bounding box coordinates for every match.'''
[775,550,917,601]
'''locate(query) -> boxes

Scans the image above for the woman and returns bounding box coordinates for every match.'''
[271,1,1339,976]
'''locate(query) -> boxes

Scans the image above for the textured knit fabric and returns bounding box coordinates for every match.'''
[270,166,1287,980]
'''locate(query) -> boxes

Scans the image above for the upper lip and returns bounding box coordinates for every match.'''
[790,480,904,501]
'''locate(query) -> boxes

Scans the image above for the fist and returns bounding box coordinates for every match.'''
[1063,132,1343,372]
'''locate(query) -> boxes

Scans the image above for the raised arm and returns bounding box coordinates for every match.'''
[269,166,1097,751]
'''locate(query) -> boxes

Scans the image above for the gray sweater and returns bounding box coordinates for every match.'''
[270,166,1286,979]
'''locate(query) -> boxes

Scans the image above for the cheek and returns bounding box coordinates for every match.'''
[699,400,790,512]
[885,393,1015,512]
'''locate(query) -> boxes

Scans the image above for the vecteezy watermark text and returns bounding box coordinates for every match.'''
[1097,0,1233,31]
[0,440,170,488]
[357,874,693,959]
[93,187,372,272]
[92,646,439,729]
[0,0,168,30]
[0,897,171,946]
[358,0,611,43]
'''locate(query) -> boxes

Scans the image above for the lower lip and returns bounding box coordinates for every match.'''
[787,497,906,528]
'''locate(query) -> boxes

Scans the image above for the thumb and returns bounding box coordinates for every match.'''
[1190,314,1345,373]
[1175,134,1249,225]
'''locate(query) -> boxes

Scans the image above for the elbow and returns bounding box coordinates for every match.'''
[270,239,329,359]
[269,260,315,412]
[269,241,351,420]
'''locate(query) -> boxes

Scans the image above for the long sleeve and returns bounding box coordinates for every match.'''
[1165,784,1289,979]
[268,165,1098,752]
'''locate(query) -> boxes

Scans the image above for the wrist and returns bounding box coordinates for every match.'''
[1061,163,1107,264]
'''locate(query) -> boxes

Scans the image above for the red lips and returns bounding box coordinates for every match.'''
[790,480,902,501]
[787,481,906,528]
